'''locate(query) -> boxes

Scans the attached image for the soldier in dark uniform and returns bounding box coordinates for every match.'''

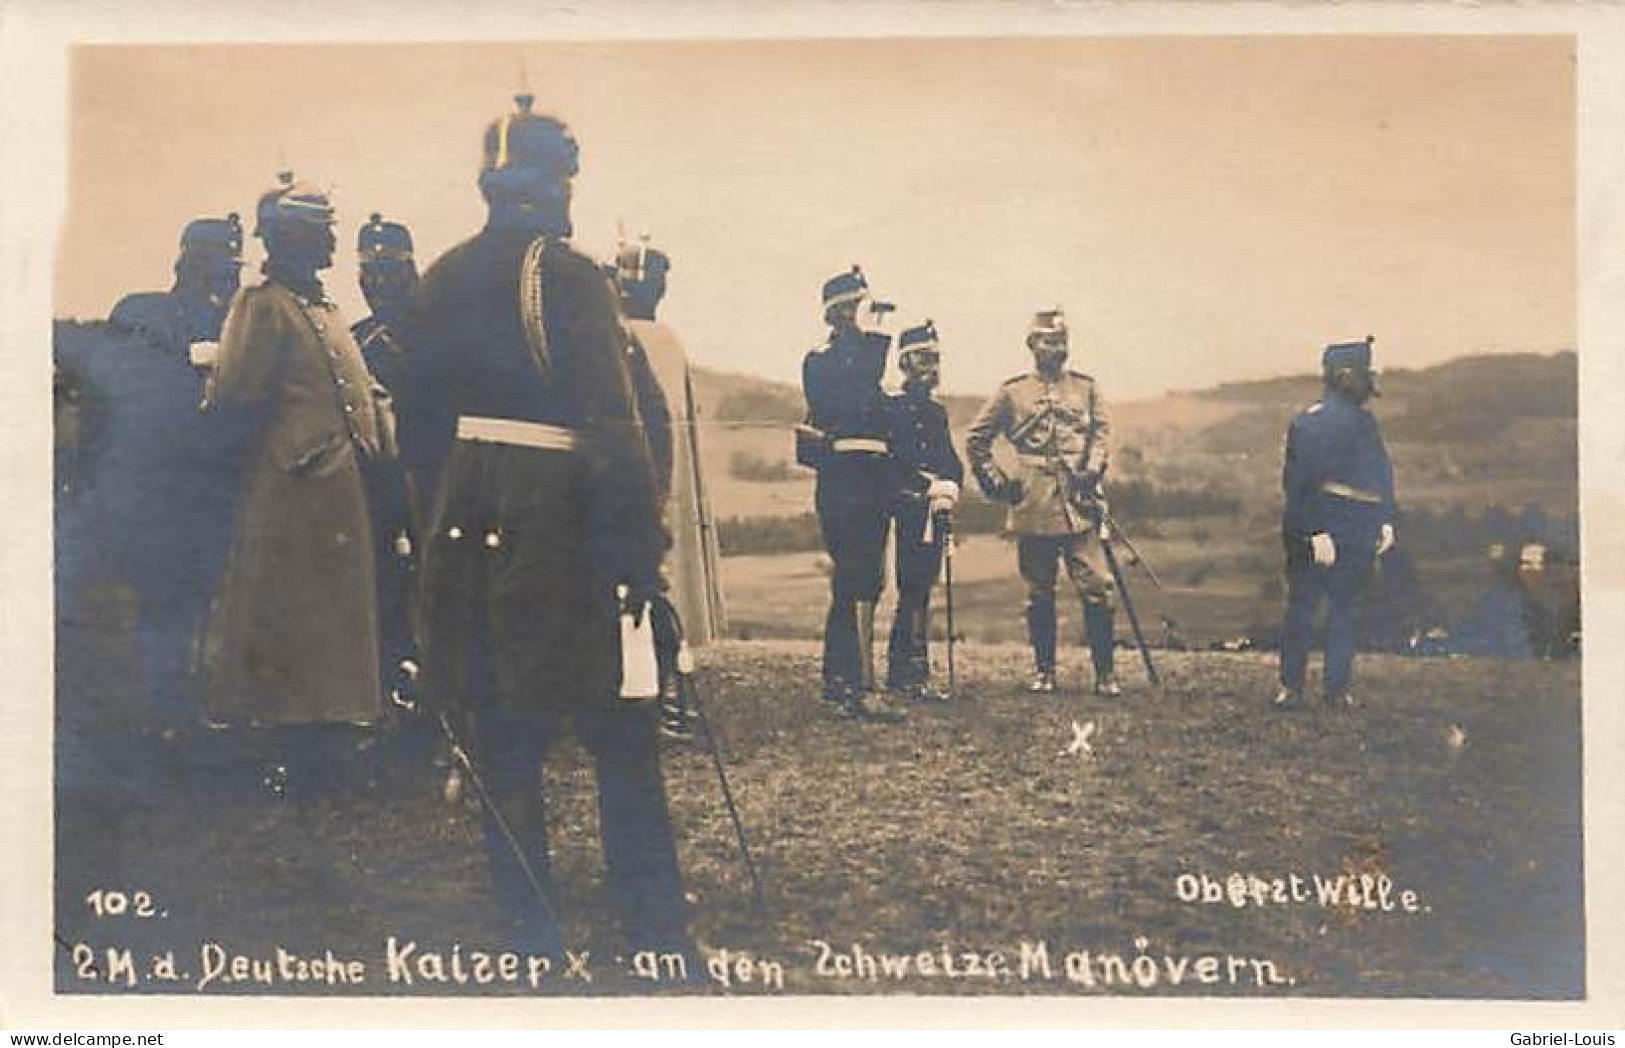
[882,321,963,702]
[966,309,1119,697]
[349,213,420,708]
[1274,336,1397,711]
[801,265,905,722]
[397,95,692,961]
[56,214,248,757]
[110,214,244,353]
[351,213,418,395]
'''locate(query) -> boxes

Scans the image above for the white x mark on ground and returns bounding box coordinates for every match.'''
[1061,719,1097,759]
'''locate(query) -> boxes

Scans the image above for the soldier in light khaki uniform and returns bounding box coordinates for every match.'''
[965,309,1120,696]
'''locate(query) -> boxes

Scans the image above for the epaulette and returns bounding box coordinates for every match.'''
[1066,369,1095,382]
[1000,373,1029,388]
[1303,402,1324,415]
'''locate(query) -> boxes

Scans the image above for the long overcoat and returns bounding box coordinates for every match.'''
[202,281,385,726]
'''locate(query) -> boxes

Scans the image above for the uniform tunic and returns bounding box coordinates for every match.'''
[400,226,665,719]
[1278,390,1397,697]
[882,385,963,687]
[202,281,385,727]
[965,369,1110,537]
[802,327,893,693]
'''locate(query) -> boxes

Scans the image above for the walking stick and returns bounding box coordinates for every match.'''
[937,508,956,696]
[434,710,562,930]
[1099,531,1162,689]
[658,597,766,913]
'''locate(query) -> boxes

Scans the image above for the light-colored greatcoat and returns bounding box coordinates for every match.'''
[626,318,727,645]
[202,282,385,726]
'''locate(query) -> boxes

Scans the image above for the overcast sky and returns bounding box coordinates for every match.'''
[57,35,1573,399]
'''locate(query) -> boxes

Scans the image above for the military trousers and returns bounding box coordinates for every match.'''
[814,455,891,695]
[1278,514,1382,699]
[1017,534,1115,676]
[469,701,693,960]
[886,498,944,689]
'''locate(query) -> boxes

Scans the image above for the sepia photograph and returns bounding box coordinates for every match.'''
[6,0,1625,1029]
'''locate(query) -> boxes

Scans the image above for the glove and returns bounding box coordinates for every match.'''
[617,576,662,627]
[927,478,961,515]
[389,656,423,713]
[1376,522,1396,557]
[1310,532,1337,567]
[1069,469,1102,502]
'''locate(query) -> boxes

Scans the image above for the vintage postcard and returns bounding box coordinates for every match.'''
[3,0,1623,1030]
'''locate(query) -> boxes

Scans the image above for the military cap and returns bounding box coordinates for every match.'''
[480,94,580,179]
[822,265,869,310]
[254,171,336,235]
[1026,307,1068,346]
[898,319,940,361]
[358,212,414,262]
[1322,335,1376,375]
[179,213,244,260]
[615,238,671,283]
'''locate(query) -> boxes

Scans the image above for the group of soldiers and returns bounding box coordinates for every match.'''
[798,276,1400,718]
[57,90,1405,969]
[58,94,724,964]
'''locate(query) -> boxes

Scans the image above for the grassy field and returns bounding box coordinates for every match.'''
[55,641,1582,999]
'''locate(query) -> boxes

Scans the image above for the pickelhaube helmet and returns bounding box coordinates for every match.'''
[898,319,940,363]
[254,171,336,237]
[615,237,670,284]
[822,265,868,310]
[179,213,244,261]
[480,94,579,182]
[1322,335,1375,375]
[357,212,414,262]
[1027,307,1068,347]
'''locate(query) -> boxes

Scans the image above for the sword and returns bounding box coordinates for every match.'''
[657,596,766,913]
[1098,520,1162,690]
[434,710,562,931]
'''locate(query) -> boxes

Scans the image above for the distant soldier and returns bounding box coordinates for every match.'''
[1274,336,1397,711]
[110,214,245,353]
[350,212,420,700]
[612,235,727,740]
[350,212,419,395]
[882,320,962,702]
[800,265,905,722]
[56,213,247,747]
[966,308,1119,697]
[397,96,694,960]
[203,173,389,796]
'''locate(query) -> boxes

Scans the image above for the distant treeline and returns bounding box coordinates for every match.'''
[717,480,1242,556]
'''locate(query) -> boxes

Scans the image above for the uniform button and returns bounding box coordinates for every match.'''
[447,526,463,540]
[344,404,356,414]
[484,530,502,549]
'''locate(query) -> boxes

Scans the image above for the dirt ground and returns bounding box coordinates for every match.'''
[54,641,1583,999]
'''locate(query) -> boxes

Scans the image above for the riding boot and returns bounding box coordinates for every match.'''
[1085,600,1120,695]
[847,601,904,722]
[1026,597,1057,675]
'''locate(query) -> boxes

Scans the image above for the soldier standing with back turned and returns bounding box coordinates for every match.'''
[1274,336,1397,711]
[397,95,693,961]
[966,308,1120,697]
[801,265,906,722]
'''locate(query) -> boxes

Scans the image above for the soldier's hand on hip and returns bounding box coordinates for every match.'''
[1376,523,1396,557]
[1310,532,1337,567]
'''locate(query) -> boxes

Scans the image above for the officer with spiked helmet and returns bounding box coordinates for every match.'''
[800,264,906,722]
[202,172,390,798]
[1274,336,1397,711]
[396,95,693,960]
[111,213,245,353]
[966,307,1120,696]
[351,212,419,394]
[882,320,963,701]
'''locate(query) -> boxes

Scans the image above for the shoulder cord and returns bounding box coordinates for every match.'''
[519,236,554,384]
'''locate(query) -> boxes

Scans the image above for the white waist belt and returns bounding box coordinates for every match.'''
[456,416,579,451]
[1320,480,1383,504]
[831,438,889,454]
